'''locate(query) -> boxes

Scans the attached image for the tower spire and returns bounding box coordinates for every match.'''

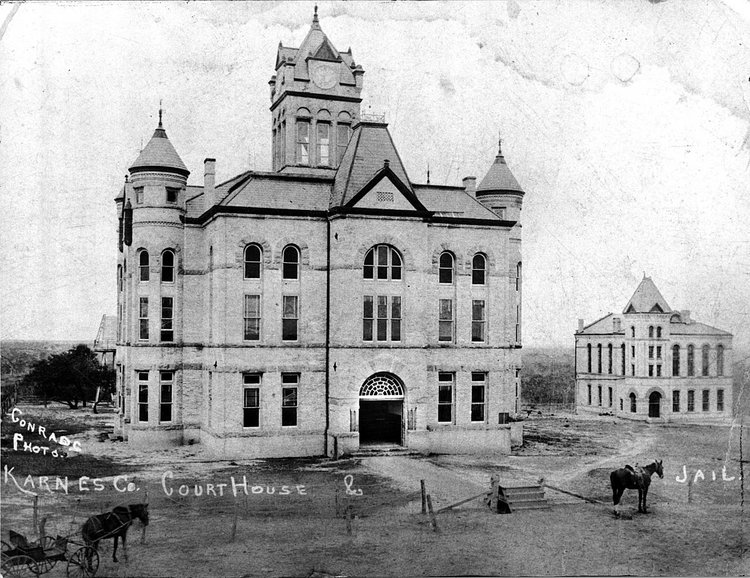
[498,130,503,155]
[158,100,163,128]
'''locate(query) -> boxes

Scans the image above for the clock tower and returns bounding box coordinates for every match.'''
[269,7,364,173]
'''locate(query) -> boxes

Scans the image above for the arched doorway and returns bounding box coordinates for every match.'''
[648,391,662,418]
[359,373,404,445]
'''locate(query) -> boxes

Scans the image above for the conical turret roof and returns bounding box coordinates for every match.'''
[129,116,189,177]
[477,139,523,195]
[623,276,672,314]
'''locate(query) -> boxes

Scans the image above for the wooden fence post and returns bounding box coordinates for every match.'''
[32,495,39,533]
[426,495,438,532]
[687,476,693,504]
[420,480,427,515]
[345,505,353,536]
[230,502,239,542]
[490,475,500,513]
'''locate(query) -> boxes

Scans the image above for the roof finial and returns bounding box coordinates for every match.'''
[498,130,503,155]
[158,99,163,128]
[427,162,431,184]
[313,4,319,24]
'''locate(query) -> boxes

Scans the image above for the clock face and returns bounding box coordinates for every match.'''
[312,64,337,89]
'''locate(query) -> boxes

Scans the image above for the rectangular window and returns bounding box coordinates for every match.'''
[160,297,174,342]
[438,299,454,342]
[471,300,486,342]
[296,120,310,165]
[363,296,373,341]
[631,345,635,358]
[244,295,261,341]
[437,372,454,423]
[608,387,613,407]
[673,390,680,412]
[587,383,592,405]
[702,389,710,412]
[656,365,662,377]
[648,364,654,377]
[281,373,298,427]
[717,389,724,412]
[134,187,144,204]
[364,295,400,341]
[391,296,401,342]
[137,372,149,422]
[166,187,179,203]
[317,122,330,166]
[139,297,149,340]
[598,385,602,406]
[649,346,654,359]
[282,295,299,341]
[337,124,350,164]
[243,374,261,428]
[656,346,662,359]
[471,372,487,422]
[160,371,173,422]
[631,364,635,376]
[687,390,695,412]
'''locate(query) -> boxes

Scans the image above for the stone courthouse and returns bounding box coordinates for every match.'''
[114,10,525,457]
[575,276,733,423]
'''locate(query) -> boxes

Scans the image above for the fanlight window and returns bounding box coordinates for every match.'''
[439,252,454,284]
[360,373,404,398]
[283,245,300,280]
[364,245,402,280]
[472,254,486,285]
[244,245,262,279]
[139,250,149,282]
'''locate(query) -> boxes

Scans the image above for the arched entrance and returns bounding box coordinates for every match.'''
[648,391,662,418]
[359,373,404,445]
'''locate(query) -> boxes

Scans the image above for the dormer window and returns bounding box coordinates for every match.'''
[166,187,179,203]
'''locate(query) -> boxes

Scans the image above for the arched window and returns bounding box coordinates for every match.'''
[587,343,592,373]
[282,245,300,280]
[364,245,402,280]
[317,110,331,167]
[702,344,710,376]
[139,250,150,282]
[244,245,262,279]
[717,344,725,376]
[648,326,654,338]
[631,326,635,338]
[472,254,486,285]
[630,392,637,413]
[656,326,662,338]
[607,343,613,374]
[161,250,175,283]
[337,112,352,164]
[597,344,603,373]
[516,262,522,291]
[621,343,626,375]
[439,252,454,284]
[296,108,311,166]
[687,344,695,376]
[672,344,680,376]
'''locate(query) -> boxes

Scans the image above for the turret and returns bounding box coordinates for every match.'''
[475,138,524,221]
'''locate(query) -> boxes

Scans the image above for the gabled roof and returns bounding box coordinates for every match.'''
[311,37,340,61]
[670,321,732,337]
[577,313,621,335]
[623,276,672,314]
[129,121,189,177]
[477,140,523,195]
[331,121,413,208]
[413,185,503,220]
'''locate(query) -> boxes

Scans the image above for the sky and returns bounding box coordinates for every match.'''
[1,1,749,351]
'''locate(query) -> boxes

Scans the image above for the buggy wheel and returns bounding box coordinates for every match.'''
[1,540,12,563]
[34,536,59,573]
[67,546,99,578]
[1,554,40,577]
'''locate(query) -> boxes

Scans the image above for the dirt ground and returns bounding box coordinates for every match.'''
[1,404,748,577]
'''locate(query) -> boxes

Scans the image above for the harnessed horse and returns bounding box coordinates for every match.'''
[610,460,663,514]
[81,503,149,562]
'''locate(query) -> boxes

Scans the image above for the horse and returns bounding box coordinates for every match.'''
[610,460,663,514]
[81,503,149,562]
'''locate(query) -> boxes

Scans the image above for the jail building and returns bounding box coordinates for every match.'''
[113,10,525,457]
[574,276,733,423]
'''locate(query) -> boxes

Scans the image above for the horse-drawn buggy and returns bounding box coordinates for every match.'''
[1,531,99,577]
[1,503,149,578]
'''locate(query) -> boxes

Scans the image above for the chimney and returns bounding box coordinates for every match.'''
[680,310,691,324]
[578,319,584,332]
[462,176,477,197]
[613,317,622,333]
[204,158,216,210]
